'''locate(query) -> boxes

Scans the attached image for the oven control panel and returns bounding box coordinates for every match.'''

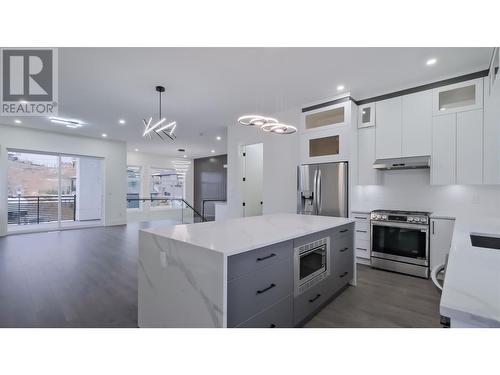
[371,212,429,225]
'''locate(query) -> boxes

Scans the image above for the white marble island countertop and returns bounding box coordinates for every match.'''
[141,213,354,256]
[440,217,500,327]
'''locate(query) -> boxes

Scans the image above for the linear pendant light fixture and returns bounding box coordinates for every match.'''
[142,86,177,142]
[237,114,297,134]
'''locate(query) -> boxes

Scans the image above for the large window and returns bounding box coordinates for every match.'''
[7,150,103,231]
[150,168,184,207]
[127,166,142,209]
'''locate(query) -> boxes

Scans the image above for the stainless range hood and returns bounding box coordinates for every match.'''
[373,156,430,170]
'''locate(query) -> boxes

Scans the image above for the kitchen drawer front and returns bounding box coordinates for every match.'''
[294,281,329,325]
[331,223,354,239]
[355,226,369,240]
[332,234,353,256]
[355,238,370,259]
[227,257,293,327]
[227,240,293,281]
[237,295,293,328]
[332,247,354,290]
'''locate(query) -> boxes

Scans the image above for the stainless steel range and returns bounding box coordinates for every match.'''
[370,210,430,278]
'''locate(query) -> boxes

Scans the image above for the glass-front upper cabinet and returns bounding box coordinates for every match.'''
[432,78,483,115]
[302,101,348,132]
[358,103,375,128]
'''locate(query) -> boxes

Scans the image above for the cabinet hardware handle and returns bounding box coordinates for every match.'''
[356,230,367,233]
[354,216,366,219]
[256,283,276,295]
[356,247,367,251]
[340,247,349,252]
[340,229,349,233]
[269,323,276,328]
[340,271,349,278]
[256,253,276,262]
[432,221,435,235]
[308,294,321,303]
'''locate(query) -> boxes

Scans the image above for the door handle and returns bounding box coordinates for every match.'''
[256,283,276,295]
[340,271,349,278]
[432,221,435,235]
[312,168,318,214]
[340,247,349,252]
[256,253,276,262]
[308,293,321,303]
[317,169,322,215]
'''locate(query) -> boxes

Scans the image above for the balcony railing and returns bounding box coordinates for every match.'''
[7,195,76,225]
[126,197,207,223]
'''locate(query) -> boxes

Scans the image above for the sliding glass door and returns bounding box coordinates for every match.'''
[7,150,103,233]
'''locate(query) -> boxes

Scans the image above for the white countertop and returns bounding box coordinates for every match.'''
[440,217,500,327]
[141,213,354,256]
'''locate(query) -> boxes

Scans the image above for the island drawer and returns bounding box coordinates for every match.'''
[331,247,354,291]
[227,240,293,281]
[331,223,354,239]
[293,281,329,325]
[227,257,293,327]
[332,234,353,255]
[236,295,293,328]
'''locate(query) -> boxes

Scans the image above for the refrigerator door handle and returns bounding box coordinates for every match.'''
[317,168,322,215]
[312,168,318,214]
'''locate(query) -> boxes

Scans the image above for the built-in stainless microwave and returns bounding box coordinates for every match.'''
[294,237,330,296]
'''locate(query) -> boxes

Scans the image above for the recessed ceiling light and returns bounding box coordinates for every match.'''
[426,58,437,66]
[211,150,215,153]
[216,136,221,141]
[337,85,345,91]
[134,148,139,152]
[102,133,107,137]
[119,119,126,125]
[183,155,187,158]
[14,119,22,124]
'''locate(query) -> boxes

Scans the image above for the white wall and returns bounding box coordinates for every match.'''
[352,168,500,218]
[226,108,301,218]
[0,124,127,237]
[126,151,194,223]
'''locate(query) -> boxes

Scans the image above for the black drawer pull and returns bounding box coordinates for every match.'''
[256,283,276,295]
[354,216,367,219]
[340,229,349,233]
[256,253,276,262]
[356,247,367,251]
[340,247,349,252]
[269,323,276,328]
[340,271,349,278]
[356,230,367,233]
[308,294,321,303]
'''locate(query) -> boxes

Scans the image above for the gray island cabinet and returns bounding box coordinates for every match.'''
[138,214,355,328]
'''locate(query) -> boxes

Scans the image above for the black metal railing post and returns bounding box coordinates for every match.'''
[73,194,76,221]
[18,195,21,225]
[37,196,40,224]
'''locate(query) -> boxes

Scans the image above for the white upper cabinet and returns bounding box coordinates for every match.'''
[402,90,432,157]
[483,76,500,185]
[358,103,375,128]
[357,126,380,185]
[431,113,456,185]
[375,97,402,159]
[488,48,499,96]
[456,109,483,184]
[432,78,483,115]
[301,101,348,133]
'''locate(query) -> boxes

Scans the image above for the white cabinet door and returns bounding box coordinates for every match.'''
[483,76,500,184]
[432,78,483,115]
[357,126,379,185]
[242,143,263,217]
[431,113,456,185]
[358,103,375,128]
[375,97,402,159]
[430,218,455,271]
[402,90,432,157]
[456,109,483,185]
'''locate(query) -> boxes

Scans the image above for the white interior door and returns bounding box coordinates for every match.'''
[242,143,263,217]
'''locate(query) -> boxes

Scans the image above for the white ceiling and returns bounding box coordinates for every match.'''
[5,47,493,158]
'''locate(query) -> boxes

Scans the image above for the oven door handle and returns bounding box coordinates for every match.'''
[371,222,429,231]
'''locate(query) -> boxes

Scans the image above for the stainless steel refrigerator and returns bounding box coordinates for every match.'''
[297,162,348,217]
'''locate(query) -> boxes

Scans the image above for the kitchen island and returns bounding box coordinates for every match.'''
[138,213,355,328]
[440,217,500,328]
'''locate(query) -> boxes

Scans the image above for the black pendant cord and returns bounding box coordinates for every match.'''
[159,90,162,120]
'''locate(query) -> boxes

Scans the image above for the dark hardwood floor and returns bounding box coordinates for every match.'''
[0,223,441,328]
